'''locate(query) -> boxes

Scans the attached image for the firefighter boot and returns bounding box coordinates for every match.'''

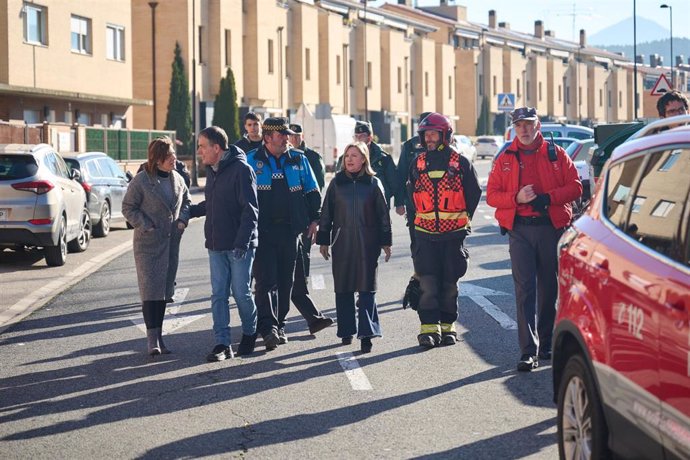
[418,324,441,349]
[441,322,457,346]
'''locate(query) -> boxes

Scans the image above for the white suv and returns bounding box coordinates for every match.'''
[0,144,91,266]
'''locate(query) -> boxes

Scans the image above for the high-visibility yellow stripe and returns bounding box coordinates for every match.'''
[427,170,445,179]
[415,211,469,220]
[440,322,457,333]
[420,324,441,334]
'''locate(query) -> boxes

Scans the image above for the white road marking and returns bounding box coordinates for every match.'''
[311,274,325,290]
[336,351,373,390]
[0,239,133,329]
[459,282,517,330]
[131,287,205,334]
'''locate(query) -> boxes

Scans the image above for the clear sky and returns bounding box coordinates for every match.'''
[375,1,689,42]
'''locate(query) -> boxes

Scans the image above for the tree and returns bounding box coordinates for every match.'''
[165,42,193,155]
[476,96,490,136]
[211,66,240,143]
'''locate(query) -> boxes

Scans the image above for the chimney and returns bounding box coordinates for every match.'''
[397,0,412,4]
[545,30,555,38]
[676,55,685,66]
[489,10,496,29]
[579,29,586,47]
[498,21,510,30]
[635,55,644,64]
[650,54,660,67]
[534,20,544,39]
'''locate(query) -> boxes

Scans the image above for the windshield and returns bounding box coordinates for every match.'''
[0,155,39,180]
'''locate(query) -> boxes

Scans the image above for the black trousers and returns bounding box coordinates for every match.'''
[508,223,564,356]
[142,300,166,329]
[412,236,468,325]
[253,227,299,336]
[291,237,329,326]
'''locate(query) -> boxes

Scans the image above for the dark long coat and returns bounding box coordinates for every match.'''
[316,171,392,293]
[122,170,191,301]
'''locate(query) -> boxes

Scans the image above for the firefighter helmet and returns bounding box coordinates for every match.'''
[417,112,453,149]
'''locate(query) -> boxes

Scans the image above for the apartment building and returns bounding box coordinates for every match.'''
[0,0,143,128]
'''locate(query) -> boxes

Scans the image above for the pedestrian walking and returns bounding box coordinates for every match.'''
[190,126,259,361]
[407,113,481,349]
[235,112,263,154]
[317,142,391,353]
[486,106,582,371]
[246,117,322,350]
[122,136,191,356]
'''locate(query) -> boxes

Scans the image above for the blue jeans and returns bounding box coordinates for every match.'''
[208,248,257,346]
[335,292,381,339]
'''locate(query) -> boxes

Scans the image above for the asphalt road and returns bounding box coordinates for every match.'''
[0,159,559,459]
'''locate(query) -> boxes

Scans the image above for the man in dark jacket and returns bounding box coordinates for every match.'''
[191,126,259,362]
[486,107,581,372]
[247,117,322,349]
[235,112,263,154]
[287,122,334,335]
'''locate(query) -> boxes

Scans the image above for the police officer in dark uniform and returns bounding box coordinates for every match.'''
[286,122,334,335]
[408,113,481,349]
[246,117,322,349]
[395,112,431,248]
[337,121,402,209]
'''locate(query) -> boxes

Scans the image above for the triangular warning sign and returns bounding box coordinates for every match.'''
[650,74,672,96]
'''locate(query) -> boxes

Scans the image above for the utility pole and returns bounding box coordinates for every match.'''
[191,0,198,186]
[148,2,158,129]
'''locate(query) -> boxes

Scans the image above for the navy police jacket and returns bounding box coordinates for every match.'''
[247,146,321,236]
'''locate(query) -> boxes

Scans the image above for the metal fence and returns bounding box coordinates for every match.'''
[85,128,177,161]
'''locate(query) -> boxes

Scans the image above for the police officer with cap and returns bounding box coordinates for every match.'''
[246,117,322,349]
[486,106,581,371]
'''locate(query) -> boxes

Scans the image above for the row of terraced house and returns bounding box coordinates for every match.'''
[2,0,690,163]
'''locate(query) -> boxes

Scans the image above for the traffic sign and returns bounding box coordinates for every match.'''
[497,93,516,112]
[650,74,672,96]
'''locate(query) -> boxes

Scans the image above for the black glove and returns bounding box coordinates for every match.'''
[232,248,247,260]
[402,276,421,311]
[530,193,551,213]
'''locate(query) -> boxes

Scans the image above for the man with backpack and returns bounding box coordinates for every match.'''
[486,107,581,372]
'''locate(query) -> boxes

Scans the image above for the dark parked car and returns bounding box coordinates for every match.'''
[63,152,130,237]
[553,120,690,459]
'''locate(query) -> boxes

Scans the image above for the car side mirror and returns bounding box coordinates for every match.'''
[126,171,134,182]
[70,168,81,181]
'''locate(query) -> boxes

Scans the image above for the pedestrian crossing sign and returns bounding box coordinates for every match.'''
[498,93,516,112]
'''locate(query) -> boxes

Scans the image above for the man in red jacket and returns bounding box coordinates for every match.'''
[486,107,581,371]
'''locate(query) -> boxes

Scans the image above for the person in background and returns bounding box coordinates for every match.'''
[486,106,581,371]
[235,112,263,154]
[190,126,259,362]
[657,90,689,118]
[287,122,334,335]
[122,136,191,356]
[317,142,392,353]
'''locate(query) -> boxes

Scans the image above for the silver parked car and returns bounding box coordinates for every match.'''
[0,144,91,266]
[453,134,477,163]
[62,152,130,237]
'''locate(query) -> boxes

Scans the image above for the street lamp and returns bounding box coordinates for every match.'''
[660,4,673,89]
[148,2,158,129]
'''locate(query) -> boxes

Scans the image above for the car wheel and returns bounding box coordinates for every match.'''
[557,354,610,460]
[67,208,91,253]
[93,201,111,238]
[45,216,67,267]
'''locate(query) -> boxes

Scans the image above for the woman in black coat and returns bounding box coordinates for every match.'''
[317,142,392,353]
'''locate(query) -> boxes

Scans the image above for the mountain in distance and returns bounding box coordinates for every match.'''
[599,38,690,68]
[589,16,669,46]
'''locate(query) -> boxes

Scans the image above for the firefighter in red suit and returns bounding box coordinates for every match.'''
[407,113,481,348]
[486,107,582,371]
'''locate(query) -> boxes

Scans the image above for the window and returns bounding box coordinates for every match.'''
[517,79,521,98]
[24,3,47,45]
[608,90,612,107]
[305,48,311,80]
[410,70,415,95]
[397,67,402,93]
[558,84,562,102]
[71,15,91,54]
[578,86,582,106]
[448,76,452,99]
[659,150,681,171]
[349,59,353,88]
[367,61,372,89]
[619,90,622,108]
[492,75,497,96]
[599,89,603,107]
[425,72,429,97]
[566,86,570,104]
[268,39,274,74]
[526,83,530,101]
[605,156,644,228]
[23,109,40,123]
[225,30,231,67]
[626,150,690,260]
[106,25,125,61]
[539,82,542,101]
[198,26,204,64]
[336,55,341,85]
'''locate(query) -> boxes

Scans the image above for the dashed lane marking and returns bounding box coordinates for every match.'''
[336,351,373,390]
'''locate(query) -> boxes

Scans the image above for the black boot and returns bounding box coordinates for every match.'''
[360,337,372,353]
[157,328,170,354]
[237,333,257,356]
